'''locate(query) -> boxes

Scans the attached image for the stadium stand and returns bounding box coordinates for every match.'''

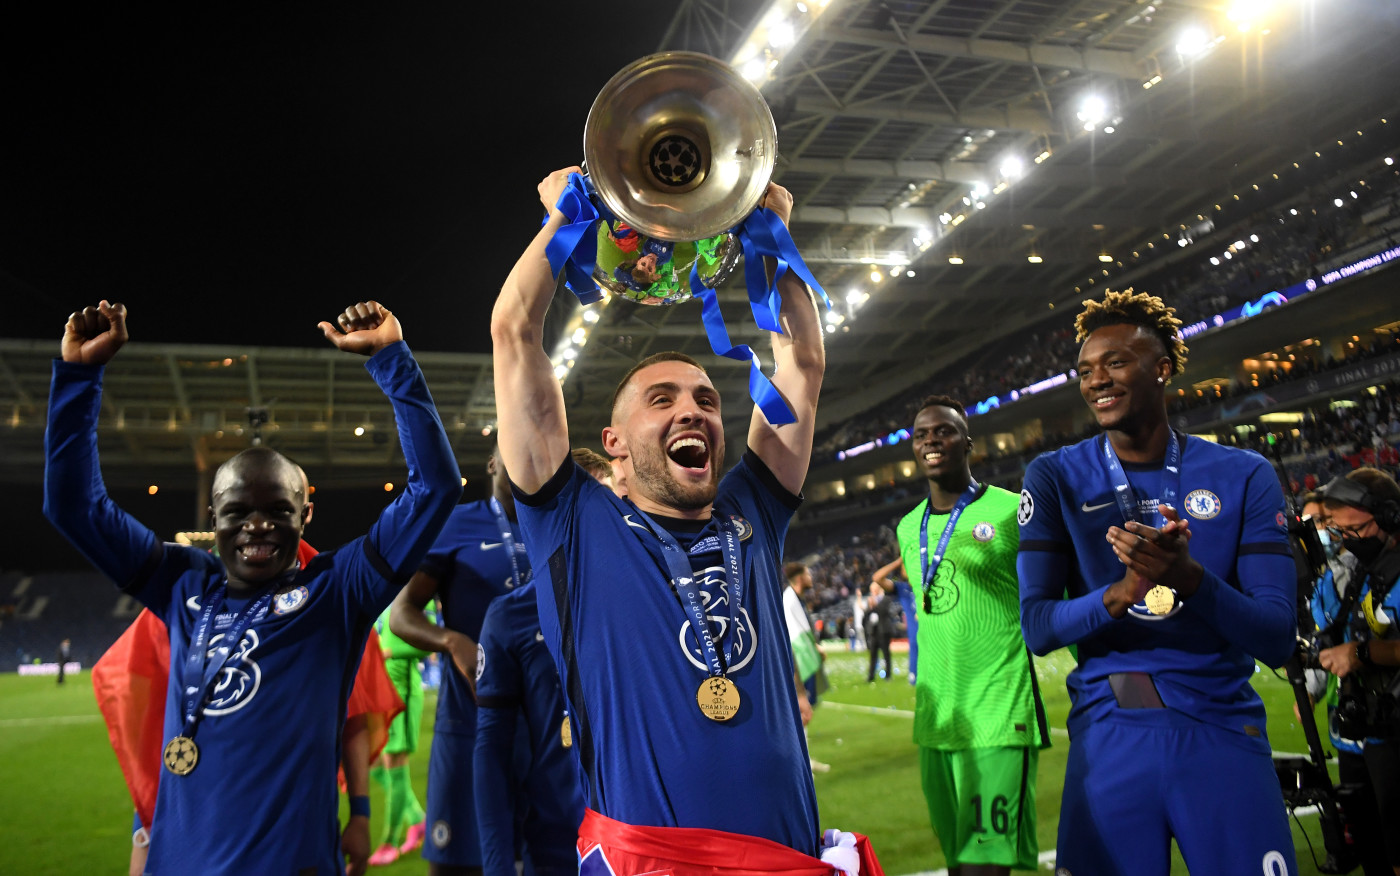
[813,155,1400,461]
[0,571,137,670]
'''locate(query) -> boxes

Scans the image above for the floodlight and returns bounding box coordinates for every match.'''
[1175,26,1211,56]
[999,156,1024,179]
[948,255,964,265]
[741,58,767,82]
[1077,95,1108,127]
[769,18,795,48]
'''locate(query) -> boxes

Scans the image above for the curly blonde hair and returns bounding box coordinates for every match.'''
[1074,289,1188,376]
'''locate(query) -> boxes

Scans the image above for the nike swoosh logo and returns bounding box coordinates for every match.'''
[622,515,650,531]
[480,541,503,550]
[1081,501,1115,512]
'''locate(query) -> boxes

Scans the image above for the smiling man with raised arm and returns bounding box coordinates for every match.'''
[44,300,460,875]
[490,168,879,875]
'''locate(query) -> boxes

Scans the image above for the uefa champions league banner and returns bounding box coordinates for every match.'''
[1171,348,1400,432]
[18,661,82,676]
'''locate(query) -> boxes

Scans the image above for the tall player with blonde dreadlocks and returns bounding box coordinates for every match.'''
[1017,290,1298,875]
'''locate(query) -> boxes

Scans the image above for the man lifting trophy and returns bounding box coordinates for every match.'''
[490,51,883,876]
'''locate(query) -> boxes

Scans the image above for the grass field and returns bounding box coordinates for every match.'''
[0,650,1345,875]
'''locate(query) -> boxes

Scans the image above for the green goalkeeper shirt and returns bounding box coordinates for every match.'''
[896,484,1048,751]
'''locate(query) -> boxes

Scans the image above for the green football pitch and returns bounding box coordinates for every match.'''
[0,650,1347,874]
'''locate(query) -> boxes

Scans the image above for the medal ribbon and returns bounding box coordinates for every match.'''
[178,584,275,739]
[1101,431,1182,612]
[1100,430,1181,527]
[918,482,982,612]
[629,508,745,678]
[488,495,524,590]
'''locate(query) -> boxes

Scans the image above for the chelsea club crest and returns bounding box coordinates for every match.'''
[728,515,753,541]
[273,585,309,615]
[1184,489,1221,520]
[972,521,996,542]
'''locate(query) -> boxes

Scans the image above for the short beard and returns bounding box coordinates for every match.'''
[630,444,720,512]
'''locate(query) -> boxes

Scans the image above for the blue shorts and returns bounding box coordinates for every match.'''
[1056,711,1295,876]
[424,727,480,867]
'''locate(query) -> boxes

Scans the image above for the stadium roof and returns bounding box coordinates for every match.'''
[559,0,1400,439]
[3,0,1398,489]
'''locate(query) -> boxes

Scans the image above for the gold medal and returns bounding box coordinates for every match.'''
[1144,585,1176,616]
[696,676,741,722]
[163,735,199,776]
[560,715,573,749]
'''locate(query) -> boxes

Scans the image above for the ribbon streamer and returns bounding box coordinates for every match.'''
[544,173,604,305]
[542,179,832,422]
[690,266,795,426]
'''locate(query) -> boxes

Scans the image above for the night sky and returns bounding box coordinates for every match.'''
[3,3,674,353]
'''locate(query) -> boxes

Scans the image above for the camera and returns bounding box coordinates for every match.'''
[1334,664,1400,741]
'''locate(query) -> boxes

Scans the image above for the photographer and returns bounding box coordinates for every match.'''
[1302,491,1368,776]
[1316,469,1400,874]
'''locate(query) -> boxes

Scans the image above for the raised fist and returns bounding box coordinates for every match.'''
[317,301,403,356]
[62,300,129,365]
[539,166,584,218]
[759,182,794,227]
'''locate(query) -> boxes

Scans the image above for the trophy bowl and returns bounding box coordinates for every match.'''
[581,52,776,305]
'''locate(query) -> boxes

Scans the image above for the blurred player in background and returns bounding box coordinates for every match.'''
[367,603,432,865]
[471,450,604,874]
[784,561,829,773]
[390,447,529,875]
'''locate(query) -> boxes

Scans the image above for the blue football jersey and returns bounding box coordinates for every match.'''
[474,581,583,874]
[44,343,460,875]
[1017,433,1295,747]
[515,451,820,852]
[419,500,529,734]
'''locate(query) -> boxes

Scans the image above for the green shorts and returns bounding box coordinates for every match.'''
[920,745,1039,870]
[384,656,424,755]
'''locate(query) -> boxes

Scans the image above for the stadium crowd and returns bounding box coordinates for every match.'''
[813,159,1400,461]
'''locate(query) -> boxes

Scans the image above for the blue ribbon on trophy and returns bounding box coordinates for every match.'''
[543,52,831,426]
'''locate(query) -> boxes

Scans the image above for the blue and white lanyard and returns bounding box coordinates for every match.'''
[178,584,274,739]
[918,482,981,613]
[630,508,745,679]
[489,495,524,590]
[1101,430,1181,528]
